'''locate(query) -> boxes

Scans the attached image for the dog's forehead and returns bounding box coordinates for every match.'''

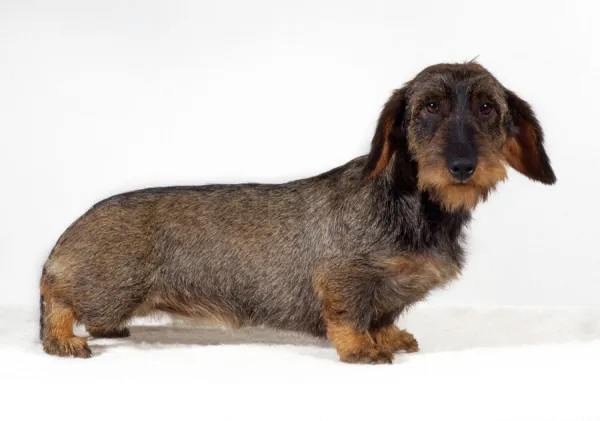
[407,63,504,104]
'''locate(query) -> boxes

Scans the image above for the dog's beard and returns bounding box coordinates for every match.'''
[416,158,507,212]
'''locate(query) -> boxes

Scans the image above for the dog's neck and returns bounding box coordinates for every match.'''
[374,152,472,253]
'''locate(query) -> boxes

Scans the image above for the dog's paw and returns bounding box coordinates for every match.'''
[43,336,92,358]
[340,346,394,364]
[401,331,419,353]
[371,325,419,354]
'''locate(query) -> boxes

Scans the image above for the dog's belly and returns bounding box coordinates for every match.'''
[147,256,326,336]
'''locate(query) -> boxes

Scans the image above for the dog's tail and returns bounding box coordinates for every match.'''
[39,269,46,341]
[39,295,45,341]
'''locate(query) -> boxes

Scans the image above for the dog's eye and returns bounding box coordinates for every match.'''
[480,103,493,116]
[426,102,439,114]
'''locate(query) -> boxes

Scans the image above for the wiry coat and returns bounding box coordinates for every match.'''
[40,62,555,363]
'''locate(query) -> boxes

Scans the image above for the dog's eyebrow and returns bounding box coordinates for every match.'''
[410,74,453,101]
[467,74,499,94]
[467,75,507,107]
[427,73,454,89]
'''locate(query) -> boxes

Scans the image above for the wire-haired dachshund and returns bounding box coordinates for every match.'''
[40,61,556,363]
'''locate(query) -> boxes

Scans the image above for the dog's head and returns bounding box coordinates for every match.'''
[363,62,556,211]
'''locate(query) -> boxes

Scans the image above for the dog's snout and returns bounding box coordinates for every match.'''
[447,157,477,181]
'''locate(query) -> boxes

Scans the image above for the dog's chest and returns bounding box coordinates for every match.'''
[383,198,468,288]
[381,251,462,290]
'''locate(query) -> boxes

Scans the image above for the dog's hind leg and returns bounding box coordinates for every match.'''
[41,294,91,358]
[79,277,155,340]
[86,324,130,338]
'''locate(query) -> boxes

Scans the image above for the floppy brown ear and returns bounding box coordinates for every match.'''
[363,88,408,180]
[502,89,556,184]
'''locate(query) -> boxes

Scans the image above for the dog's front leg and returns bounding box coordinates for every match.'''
[326,320,393,364]
[316,261,393,364]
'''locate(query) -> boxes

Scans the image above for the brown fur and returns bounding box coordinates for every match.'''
[370,324,419,353]
[39,62,555,363]
[367,121,394,180]
[503,126,542,177]
[86,326,131,338]
[415,154,508,211]
[315,252,458,363]
[326,321,394,364]
[380,252,462,290]
[41,284,91,358]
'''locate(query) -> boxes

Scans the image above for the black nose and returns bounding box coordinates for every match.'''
[447,157,476,181]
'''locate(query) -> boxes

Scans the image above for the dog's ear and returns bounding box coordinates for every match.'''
[502,89,556,184]
[363,87,408,180]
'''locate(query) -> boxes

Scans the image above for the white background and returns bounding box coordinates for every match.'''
[1,0,599,308]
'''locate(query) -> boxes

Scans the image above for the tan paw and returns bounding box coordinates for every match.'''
[43,336,92,358]
[401,331,419,353]
[371,325,419,354]
[339,345,394,364]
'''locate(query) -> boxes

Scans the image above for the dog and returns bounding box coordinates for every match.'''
[40,61,556,363]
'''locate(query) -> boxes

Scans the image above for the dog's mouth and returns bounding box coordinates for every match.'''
[417,171,498,212]
[426,183,488,212]
[414,154,508,211]
[444,181,485,195]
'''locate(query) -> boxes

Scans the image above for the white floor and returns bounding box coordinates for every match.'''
[2,305,599,421]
